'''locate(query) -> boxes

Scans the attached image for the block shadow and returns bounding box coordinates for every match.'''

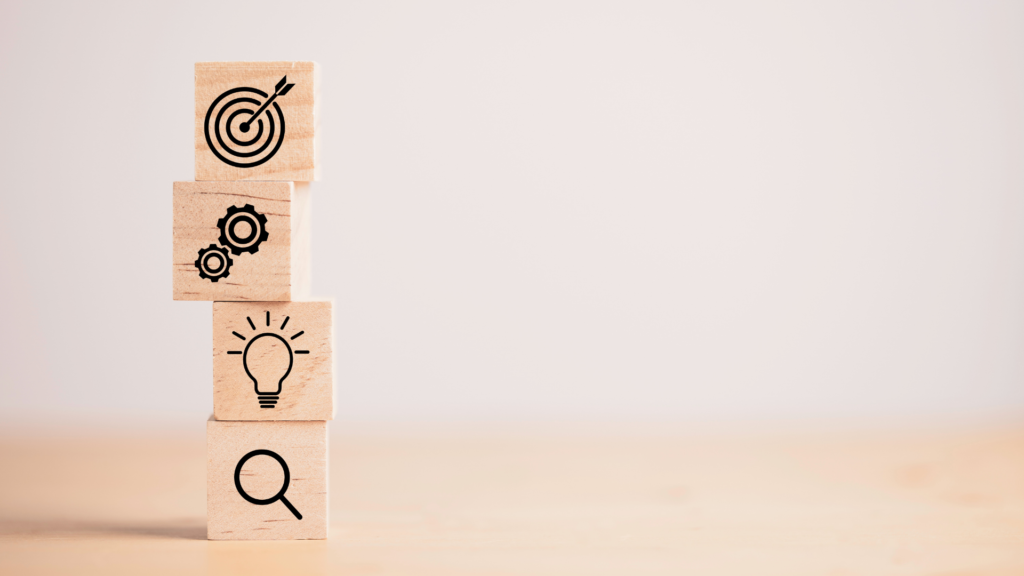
[0,517,207,540]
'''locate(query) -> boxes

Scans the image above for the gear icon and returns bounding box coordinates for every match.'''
[217,204,269,256]
[195,244,233,282]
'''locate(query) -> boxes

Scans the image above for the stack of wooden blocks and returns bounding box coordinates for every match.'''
[173,62,331,540]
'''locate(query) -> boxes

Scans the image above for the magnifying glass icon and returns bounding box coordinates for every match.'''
[233,449,303,520]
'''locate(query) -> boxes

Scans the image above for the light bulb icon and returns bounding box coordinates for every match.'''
[228,311,310,408]
[244,334,292,408]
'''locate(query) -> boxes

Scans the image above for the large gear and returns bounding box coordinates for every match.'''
[217,204,269,255]
[195,244,233,282]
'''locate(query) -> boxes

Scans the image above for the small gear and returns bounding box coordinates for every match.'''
[195,244,233,282]
[217,204,269,256]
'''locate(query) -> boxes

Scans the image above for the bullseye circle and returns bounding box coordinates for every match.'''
[204,87,286,168]
[226,109,262,146]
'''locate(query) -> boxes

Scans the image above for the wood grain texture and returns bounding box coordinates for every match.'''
[291,182,312,298]
[2,424,1022,574]
[172,181,308,301]
[207,419,328,540]
[213,301,333,421]
[195,61,319,182]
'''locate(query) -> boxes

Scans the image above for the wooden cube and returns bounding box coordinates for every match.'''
[195,61,320,182]
[172,181,310,301]
[213,301,334,421]
[207,418,328,540]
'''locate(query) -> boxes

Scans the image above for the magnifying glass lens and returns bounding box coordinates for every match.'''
[234,449,302,520]
[237,455,286,499]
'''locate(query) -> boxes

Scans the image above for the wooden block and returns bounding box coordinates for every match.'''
[292,182,312,292]
[207,418,328,540]
[213,301,334,421]
[195,61,320,182]
[172,181,310,301]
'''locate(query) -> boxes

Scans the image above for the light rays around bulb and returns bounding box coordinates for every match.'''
[227,312,310,356]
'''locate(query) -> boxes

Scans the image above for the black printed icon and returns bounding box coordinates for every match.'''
[204,76,295,168]
[195,244,233,282]
[234,449,302,520]
[218,204,269,255]
[195,204,269,282]
[227,311,310,408]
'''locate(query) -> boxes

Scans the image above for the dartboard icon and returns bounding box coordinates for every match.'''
[204,76,295,168]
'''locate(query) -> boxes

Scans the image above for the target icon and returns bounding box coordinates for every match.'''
[204,76,295,168]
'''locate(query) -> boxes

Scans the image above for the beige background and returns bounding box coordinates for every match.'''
[0,1,1023,426]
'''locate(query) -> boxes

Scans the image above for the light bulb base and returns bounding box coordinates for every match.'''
[257,394,279,409]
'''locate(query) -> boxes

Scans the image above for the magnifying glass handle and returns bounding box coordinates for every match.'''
[280,495,302,520]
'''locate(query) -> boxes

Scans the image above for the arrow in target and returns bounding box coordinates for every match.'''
[240,76,295,133]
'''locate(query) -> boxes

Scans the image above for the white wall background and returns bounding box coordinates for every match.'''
[0,0,1022,425]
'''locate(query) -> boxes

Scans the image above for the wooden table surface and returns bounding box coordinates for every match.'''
[0,423,1022,575]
